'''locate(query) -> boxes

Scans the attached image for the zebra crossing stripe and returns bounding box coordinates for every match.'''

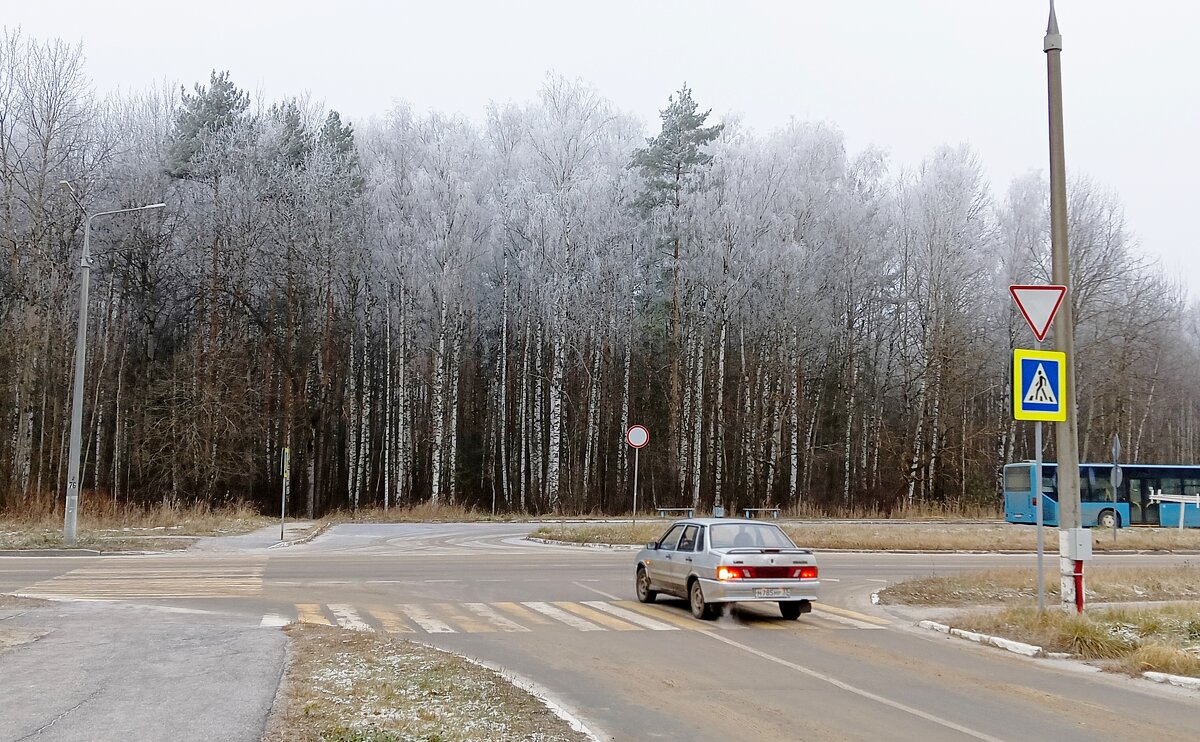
[612,601,726,630]
[296,603,332,626]
[521,601,605,631]
[435,603,494,633]
[463,603,530,632]
[580,601,678,630]
[493,602,556,625]
[398,604,456,633]
[368,608,415,633]
[552,602,640,631]
[329,604,372,632]
[813,604,891,626]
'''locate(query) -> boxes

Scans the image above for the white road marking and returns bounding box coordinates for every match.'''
[522,601,605,631]
[329,604,372,631]
[572,581,621,600]
[582,601,678,631]
[260,613,289,627]
[464,603,531,632]
[812,611,885,630]
[398,604,455,633]
[422,579,461,583]
[822,577,841,582]
[700,631,1005,742]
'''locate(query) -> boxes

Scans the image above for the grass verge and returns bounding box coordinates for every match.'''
[265,624,591,742]
[530,522,1200,552]
[877,565,1200,605]
[949,604,1200,677]
[0,501,271,550]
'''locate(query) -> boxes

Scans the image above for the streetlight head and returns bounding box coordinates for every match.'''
[1044,0,1063,52]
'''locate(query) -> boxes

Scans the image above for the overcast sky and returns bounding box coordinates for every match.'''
[7,0,1197,293]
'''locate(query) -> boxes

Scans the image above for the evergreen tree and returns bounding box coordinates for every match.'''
[632,85,723,212]
[164,70,250,179]
[630,86,723,495]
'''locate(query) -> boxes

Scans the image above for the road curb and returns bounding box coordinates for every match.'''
[918,620,1044,658]
[428,643,603,741]
[269,521,329,549]
[524,537,639,550]
[0,549,102,557]
[1143,671,1200,690]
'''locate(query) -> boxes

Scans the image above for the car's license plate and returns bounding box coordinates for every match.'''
[754,588,789,598]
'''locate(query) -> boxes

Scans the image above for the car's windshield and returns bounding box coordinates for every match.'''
[708,523,796,549]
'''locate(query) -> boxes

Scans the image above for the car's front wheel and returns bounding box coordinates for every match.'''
[636,566,658,603]
[690,579,717,620]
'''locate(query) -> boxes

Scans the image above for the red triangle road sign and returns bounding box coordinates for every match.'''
[1009,284,1067,342]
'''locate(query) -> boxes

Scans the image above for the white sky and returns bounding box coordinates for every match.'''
[6,0,1198,293]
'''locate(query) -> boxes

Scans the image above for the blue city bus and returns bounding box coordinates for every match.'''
[1003,462,1200,528]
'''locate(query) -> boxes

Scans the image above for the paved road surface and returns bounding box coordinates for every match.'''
[2,522,1198,741]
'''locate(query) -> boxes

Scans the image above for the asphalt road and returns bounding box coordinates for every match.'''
[2,522,1198,741]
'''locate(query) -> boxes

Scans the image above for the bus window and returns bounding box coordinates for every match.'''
[1184,479,1200,496]
[1042,468,1057,498]
[1085,469,1115,502]
[1161,477,1182,496]
[1004,465,1032,491]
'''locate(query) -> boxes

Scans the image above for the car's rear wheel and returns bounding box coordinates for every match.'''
[779,601,803,620]
[636,566,657,603]
[689,579,717,620]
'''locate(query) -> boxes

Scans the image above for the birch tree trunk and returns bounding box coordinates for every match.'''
[429,300,449,506]
[690,330,706,509]
[547,326,564,512]
[446,307,465,504]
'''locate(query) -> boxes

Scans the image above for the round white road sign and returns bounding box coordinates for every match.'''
[626,425,649,448]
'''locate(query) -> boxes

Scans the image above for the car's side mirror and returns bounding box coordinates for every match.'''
[646,542,659,550]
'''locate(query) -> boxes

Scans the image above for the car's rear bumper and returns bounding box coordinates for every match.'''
[698,577,819,603]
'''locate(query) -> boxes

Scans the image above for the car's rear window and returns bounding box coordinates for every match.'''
[709,523,795,549]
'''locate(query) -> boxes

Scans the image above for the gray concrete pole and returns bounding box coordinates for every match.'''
[63,217,92,545]
[1044,0,1083,606]
[62,201,166,545]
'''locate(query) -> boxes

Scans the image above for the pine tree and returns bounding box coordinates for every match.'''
[164,70,250,179]
[631,85,723,502]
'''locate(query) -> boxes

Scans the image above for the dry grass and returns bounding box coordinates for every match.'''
[0,500,270,550]
[531,521,1200,552]
[533,521,668,546]
[949,603,1200,678]
[265,624,590,742]
[327,502,504,524]
[878,565,1200,606]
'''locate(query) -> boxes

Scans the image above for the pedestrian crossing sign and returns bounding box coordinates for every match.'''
[1013,348,1067,421]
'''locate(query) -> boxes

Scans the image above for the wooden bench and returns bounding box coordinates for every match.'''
[657,507,695,519]
[742,508,781,519]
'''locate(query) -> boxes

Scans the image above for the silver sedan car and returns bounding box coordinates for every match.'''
[634,518,819,620]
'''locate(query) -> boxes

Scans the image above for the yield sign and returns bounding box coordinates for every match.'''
[1009,285,1067,342]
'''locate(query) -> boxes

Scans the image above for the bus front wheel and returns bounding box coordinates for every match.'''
[1097,509,1120,529]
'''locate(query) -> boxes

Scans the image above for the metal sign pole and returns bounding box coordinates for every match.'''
[280,447,290,541]
[632,447,640,528]
[1035,421,1045,612]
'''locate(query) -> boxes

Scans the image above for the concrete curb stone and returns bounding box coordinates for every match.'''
[919,619,1200,688]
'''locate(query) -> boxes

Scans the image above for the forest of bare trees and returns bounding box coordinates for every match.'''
[2,29,1197,518]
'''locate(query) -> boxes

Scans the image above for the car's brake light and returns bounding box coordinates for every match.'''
[793,565,818,580]
[717,566,744,580]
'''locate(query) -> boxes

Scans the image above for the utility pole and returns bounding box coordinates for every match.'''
[1044,1,1085,609]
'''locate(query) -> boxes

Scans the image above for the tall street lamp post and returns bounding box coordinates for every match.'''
[1044,1,1084,609]
[60,184,165,544]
